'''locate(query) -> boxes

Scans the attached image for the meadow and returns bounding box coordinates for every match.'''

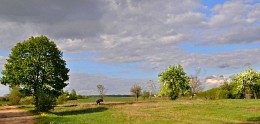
[19,97,260,124]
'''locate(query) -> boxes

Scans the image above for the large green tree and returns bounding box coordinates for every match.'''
[158,65,190,100]
[1,36,69,111]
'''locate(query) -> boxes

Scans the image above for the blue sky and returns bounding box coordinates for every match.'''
[0,0,260,96]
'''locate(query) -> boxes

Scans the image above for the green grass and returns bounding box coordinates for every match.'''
[21,98,260,124]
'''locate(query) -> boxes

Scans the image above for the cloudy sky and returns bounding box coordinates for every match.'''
[0,0,260,96]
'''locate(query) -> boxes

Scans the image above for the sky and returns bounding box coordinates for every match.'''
[0,0,260,96]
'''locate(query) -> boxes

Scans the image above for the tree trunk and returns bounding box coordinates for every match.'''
[33,85,38,108]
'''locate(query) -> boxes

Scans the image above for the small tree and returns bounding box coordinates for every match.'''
[68,89,77,100]
[189,68,203,98]
[97,84,105,99]
[158,65,190,100]
[130,85,142,101]
[146,80,157,98]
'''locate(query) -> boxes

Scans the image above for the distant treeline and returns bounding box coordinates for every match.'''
[88,95,132,97]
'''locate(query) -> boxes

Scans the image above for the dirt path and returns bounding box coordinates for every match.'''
[0,106,38,124]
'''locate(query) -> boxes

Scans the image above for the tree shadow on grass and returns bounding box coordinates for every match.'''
[50,107,108,116]
[247,116,260,123]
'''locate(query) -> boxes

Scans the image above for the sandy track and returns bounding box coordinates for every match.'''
[0,106,38,124]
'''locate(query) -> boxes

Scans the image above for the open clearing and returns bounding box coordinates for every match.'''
[0,106,37,124]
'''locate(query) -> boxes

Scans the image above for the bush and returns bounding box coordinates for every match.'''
[20,96,34,105]
[0,95,9,102]
[56,94,67,104]
[197,88,220,100]
[218,90,232,99]
[9,87,21,105]
[142,91,150,100]
[68,89,77,100]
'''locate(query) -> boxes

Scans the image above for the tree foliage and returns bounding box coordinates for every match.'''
[197,81,234,100]
[230,67,260,99]
[158,65,190,100]
[1,36,69,111]
[68,89,77,100]
[198,67,260,100]
[130,85,142,101]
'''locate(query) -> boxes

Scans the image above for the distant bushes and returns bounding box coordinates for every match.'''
[197,82,243,100]
[142,90,150,100]
[20,96,34,105]
[0,96,9,102]
[56,94,68,104]
[9,87,22,105]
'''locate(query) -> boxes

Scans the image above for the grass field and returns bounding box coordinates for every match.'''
[20,98,260,124]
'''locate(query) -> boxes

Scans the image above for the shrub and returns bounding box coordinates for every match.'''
[142,90,150,100]
[20,96,34,105]
[218,90,232,99]
[37,90,57,112]
[0,95,9,102]
[56,94,67,104]
[9,87,21,105]
[68,89,77,100]
[197,88,220,100]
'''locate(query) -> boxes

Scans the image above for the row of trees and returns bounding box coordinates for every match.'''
[1,36,259,111]
[158,65,260,100]
[130,80,157,101]
[197,67,260,99]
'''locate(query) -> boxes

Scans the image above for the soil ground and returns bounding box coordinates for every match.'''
[0,106,38,124]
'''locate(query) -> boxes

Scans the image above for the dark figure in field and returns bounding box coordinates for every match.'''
[96,99,103,105]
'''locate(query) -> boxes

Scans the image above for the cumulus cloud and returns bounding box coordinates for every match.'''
[205,75,225,89]
[0,0,260,95]
[203,0,260,45]
[180,48,260,71]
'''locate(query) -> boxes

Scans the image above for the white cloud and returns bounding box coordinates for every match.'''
[0,0,260,95]
[66,72,151,95]
[0,56,6,72]
[204,0,260,45]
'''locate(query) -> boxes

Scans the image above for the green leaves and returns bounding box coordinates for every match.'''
[1,36,69,111]
[158,64,190,100]
[231,67,260,99]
